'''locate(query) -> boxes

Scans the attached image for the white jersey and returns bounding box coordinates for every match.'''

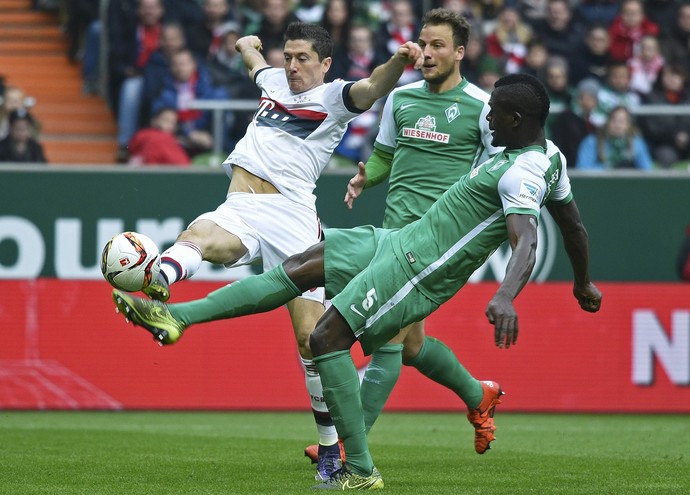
[223,67,362,209]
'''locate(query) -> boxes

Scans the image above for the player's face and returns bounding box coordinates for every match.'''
[486,93,514,147]
[418,23,463,87]
[283,39,331,94]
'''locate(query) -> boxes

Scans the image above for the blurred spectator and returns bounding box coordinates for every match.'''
[569,23,610,85]
[320,0,352,63]
[0,110,47,164]
[607,0,659,63]
[185,0,234,58]
[485,5,532,74]
[329,24,386,81]
[644,0,680,28]
[264,46,286,68]
[207,21,256,99]
[294,0,325,23]
[64,0,99,63]
[142,23,188,125]
[476,54,503,92]
[440,0,480,25]
[0,86,36,140]
[108,0,166,162]
[540,55,572,137]
[474,0,505,34]
[639,64,690,168]
[152,48,229,155]
[575,0,619,26]
[331,24,386,162]
[249,0,300,51]
[550,78,602,166]
[576,106,653,170]
[207,21,259,149]
[661,2,690,76]
[515,0,549,26]
[627,34,664,97]
[128,107,191,166]
[460,30,489,84]
[521,37,548,78]
[532,0,583,63]
[374,0,421,85]
[595,61,640,123]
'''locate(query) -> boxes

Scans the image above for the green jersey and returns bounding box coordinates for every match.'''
[374,78,499,228]
[390,140,572,305]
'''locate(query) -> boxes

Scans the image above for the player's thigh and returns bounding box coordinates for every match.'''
[286,296,325,358]
[323,226,384,298]
[386,319,424,347]
[331,255,438,356]
[401,320,426,361]
[180,219,247,264]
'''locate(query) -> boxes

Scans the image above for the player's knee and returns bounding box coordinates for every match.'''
[309,312,355,357]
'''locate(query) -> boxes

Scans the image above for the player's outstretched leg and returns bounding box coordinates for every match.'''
[112,290,186,345]
[466,380,504,454]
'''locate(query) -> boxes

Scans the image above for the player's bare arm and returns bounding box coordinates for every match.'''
[236,35,269,79]
[485,213,538,349]
[347,41,424,111]
[546,200,602,313]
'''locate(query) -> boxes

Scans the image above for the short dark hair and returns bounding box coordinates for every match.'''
[422,8,471,48]
[284,22,333,61]
[494,73,550,127]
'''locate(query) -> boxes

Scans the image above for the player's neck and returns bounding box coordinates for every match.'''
[427,72,462,94]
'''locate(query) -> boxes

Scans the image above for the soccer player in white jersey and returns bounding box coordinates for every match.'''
[111,73,602,489]
[137,22,423,480]
[338,8,505,456]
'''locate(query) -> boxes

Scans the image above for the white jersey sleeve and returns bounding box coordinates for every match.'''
[373,88,399,150]
[498,150,550,218]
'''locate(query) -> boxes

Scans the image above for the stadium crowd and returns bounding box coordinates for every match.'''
[7,0,690,169]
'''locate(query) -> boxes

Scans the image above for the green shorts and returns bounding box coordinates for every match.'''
[324,226,439,355]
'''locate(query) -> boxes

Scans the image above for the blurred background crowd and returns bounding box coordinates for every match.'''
[3,0,690,170]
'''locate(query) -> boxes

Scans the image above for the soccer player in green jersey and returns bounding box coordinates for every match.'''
[340,8,504,455]
[112,73,602,489]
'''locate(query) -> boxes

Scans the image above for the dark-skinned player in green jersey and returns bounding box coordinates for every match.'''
[332,8,503,459]
[111,73,602,490]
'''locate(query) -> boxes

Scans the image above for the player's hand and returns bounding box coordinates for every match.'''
[344,162,367,209]
[236,35,263,53]
[486,294,518,349]
[574,282,602,313]
[394,41,424,70]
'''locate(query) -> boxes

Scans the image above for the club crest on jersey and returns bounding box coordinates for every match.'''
[402,116,450,143]
[519,179,541,204]
[445,103,461,123]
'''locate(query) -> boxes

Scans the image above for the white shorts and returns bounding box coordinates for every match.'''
[192,192,324,303]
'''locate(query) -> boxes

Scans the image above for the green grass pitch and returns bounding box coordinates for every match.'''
[0,411,687,494]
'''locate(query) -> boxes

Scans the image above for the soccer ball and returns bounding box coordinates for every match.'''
[101,232,160,292]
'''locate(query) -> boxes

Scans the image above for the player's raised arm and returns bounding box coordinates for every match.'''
[347,41,423,111]
[546,199,602,313]
[236,35,270,80]
[485,213,538,349]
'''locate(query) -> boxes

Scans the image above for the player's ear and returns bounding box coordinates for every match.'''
[321,56,332,75]
[512,111,522,128]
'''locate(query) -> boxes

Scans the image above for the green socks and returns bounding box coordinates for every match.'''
[360,343,403,433]
[169,264,302,326]
[406,336,483,409]
[314,350,373,477]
